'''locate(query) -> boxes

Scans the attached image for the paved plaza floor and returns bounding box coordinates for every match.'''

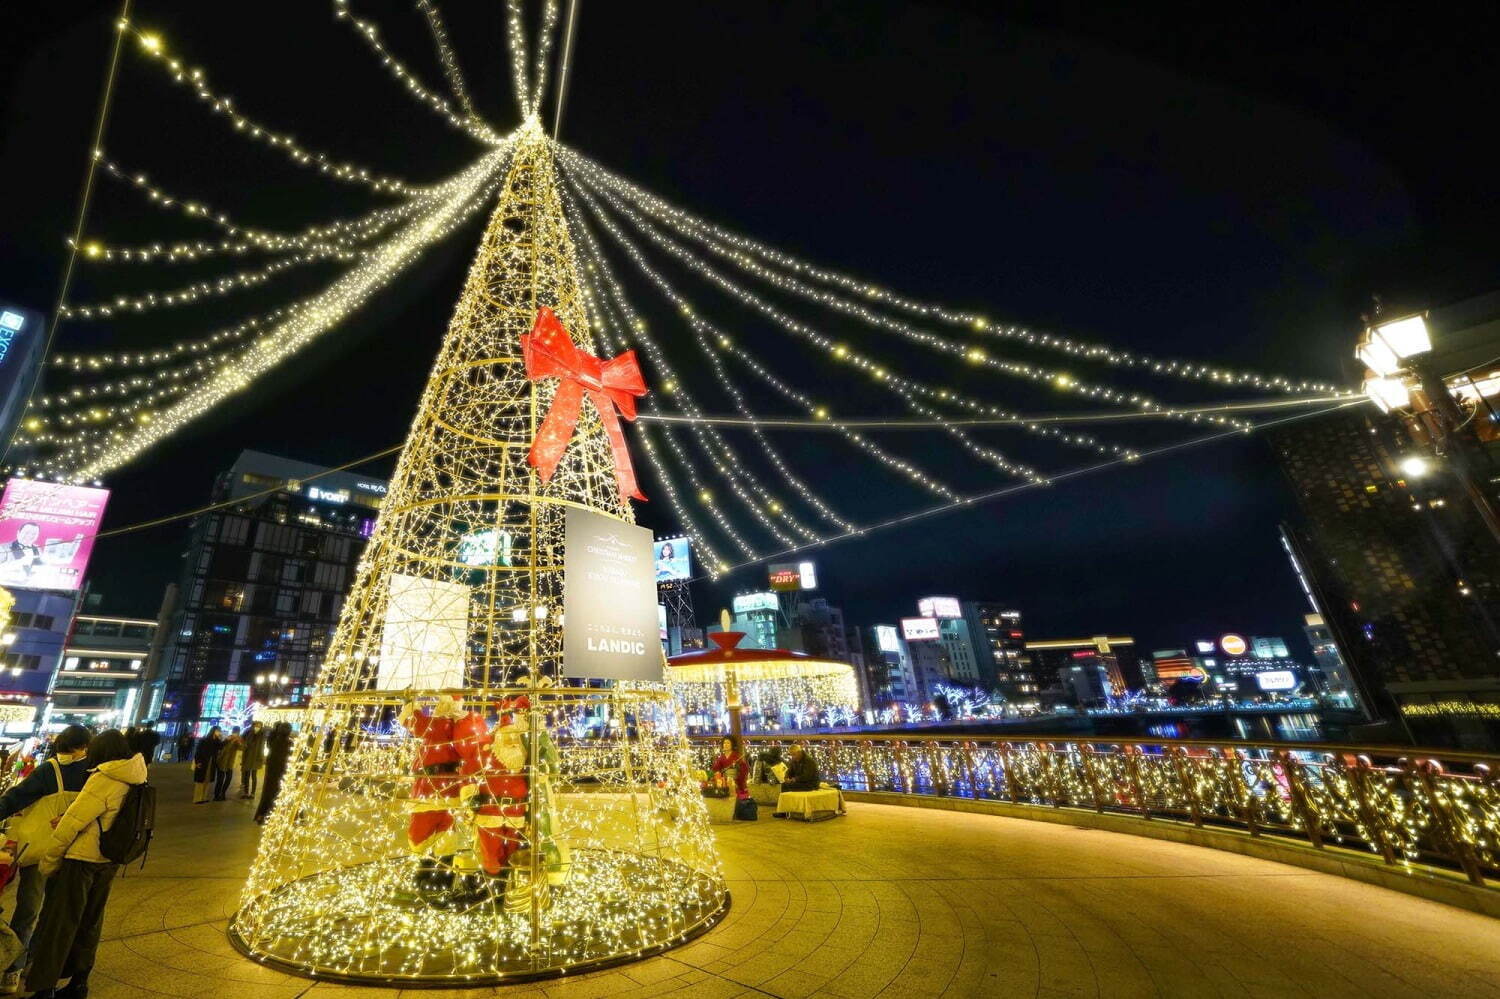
[6,762,1497,999]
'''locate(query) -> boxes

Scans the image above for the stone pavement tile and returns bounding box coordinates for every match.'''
[620,956,691,985]
[758,967,830,999]
[719,948,800,985]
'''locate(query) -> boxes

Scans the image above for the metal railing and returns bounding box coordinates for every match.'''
[693,733,1500,888]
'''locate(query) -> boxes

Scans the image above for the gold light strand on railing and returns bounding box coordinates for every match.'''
[124,20,417,194]
[564,149,1353,399]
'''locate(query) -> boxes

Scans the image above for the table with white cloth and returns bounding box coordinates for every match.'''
[773,784,845,821]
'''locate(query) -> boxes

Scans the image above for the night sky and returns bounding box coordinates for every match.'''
[3,2,1497,656]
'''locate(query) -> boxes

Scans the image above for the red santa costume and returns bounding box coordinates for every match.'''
[399,696,465,854]
[466,694,530,877]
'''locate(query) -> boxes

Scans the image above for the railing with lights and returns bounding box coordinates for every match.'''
[694,734,1500,888]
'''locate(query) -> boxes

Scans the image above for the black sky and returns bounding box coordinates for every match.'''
[2,2,1497,655]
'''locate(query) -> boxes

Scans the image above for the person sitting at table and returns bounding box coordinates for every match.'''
[781,744,820,792]
[710,736,749,799]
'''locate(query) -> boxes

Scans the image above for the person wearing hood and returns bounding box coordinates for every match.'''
[0,725,92,993]
[23,729,147,999]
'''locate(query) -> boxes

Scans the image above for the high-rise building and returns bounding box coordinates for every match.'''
[1302,613,1359,708]
[51,606,159,730]
[1267,293,1500,747]
[778,597,849,663]
[1,588,78,733]
[149,451,386,735]
[728,591,781,650]
[960,602,1034,700]
[0,302,45,451]
[861,624,918,706]
[1026,636,1138,698]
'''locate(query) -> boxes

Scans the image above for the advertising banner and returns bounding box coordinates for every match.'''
[564,506,659,680]
[917,596,962,619]
[768,560,816,592]
[378,573,469,690]
[0,479,109,592]
[653,536,691,581]
[875,625,901,653]
[901,617,941,641]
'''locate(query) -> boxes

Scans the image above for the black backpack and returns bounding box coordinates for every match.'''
[97,782,156,869]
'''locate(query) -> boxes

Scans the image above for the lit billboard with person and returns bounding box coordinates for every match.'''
[0,479,110,592]
[653,537,691,581]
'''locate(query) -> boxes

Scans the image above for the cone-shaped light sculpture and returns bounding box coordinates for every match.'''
[230,126,728,984]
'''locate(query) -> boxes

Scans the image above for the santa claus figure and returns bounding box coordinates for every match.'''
[399,695,466,860]
[465,693,531,877]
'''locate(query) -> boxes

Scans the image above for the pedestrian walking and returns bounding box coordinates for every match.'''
[254,722,294,825]
[239,722,267,799]
[191,727,223,805]
[213,728,242,801]
[0,725,92,993]
[23,729,147,998]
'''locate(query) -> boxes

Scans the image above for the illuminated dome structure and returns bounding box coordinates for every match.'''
[228,129,728,985]
[667,630,861,733]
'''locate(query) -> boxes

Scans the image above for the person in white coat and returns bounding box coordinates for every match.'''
[23,730,146,999]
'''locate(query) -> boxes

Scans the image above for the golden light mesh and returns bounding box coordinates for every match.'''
[229,126,728,984]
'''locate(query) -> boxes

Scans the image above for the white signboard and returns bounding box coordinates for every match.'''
[875,625,900,653]
[917,596,962,619]
[377,573,469,690]
[1256,670,1298,692]
[563,506,659,680]
[901,617,941,641]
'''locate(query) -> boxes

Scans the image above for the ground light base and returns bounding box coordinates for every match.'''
[229,850,730,986]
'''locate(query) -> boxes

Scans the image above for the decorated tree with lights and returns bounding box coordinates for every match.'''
[228,123,726,983]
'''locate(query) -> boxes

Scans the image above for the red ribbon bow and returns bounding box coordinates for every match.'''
[521,306,648,502]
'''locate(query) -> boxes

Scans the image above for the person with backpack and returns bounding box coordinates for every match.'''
[239,721,267,800]
[213,728,242,802]
[191,727,222,804]
[24,729,148,998]
[0,725,92,993]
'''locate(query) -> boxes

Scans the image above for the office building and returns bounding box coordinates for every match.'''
[1302,613,1360,708]
[1267,293,1500,747]
[1026,636,1138,697]
[50,609,159,729]
[960,602,1035,701]
[1,587,78,732]
[0,303,45,451]
[150,450,386,734]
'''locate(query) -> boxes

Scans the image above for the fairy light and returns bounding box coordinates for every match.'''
[571,161,1253,435]
[331,0,501,145]
[564,149,1354,399]
[125,20,417,195]
[61,246,357,320]
[49,305,293,371]
[570,200,830,547]
[231,129,729,984]
[64,147,510,480]
[528,0,562,111]
[505,0,534,119]
[568,179,966,500]
[415,0,479,124]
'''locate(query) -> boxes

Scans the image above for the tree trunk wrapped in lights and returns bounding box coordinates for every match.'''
[229,125,727,985]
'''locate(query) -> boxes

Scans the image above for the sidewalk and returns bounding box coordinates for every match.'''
[6,760,1496,998]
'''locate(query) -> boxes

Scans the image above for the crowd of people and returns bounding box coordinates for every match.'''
[0,725,147,998]
[0,718,296,996]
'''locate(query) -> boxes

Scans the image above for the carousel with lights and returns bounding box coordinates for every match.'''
[227,129,728,985]
[667,619,861,734]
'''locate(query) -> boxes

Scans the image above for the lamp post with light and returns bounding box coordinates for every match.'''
[1359,311,1500,548]
[254,672,294,708]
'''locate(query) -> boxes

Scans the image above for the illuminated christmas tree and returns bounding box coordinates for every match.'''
[230,123,728,984]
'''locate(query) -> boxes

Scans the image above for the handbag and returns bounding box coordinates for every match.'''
[733,797,758,821]
[4,758,76,868]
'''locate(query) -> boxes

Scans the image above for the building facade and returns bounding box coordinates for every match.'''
[960,602,1034,702]
[51,611,158,729]
[1,587,78,735]
[149,451,386,735]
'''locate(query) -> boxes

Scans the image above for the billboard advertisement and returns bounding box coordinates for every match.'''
[875,625,901,653]
[564,507,659,680]
[654,537,691,581]
[0,479,110,592]
[1220,634,1248,656]
[769,560,817,592]
[732,592,779,615]
[901,617,940,641]
[917,596,962,619]
[1256,670,1298,692]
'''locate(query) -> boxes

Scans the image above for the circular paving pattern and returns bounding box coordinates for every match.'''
[25,764,1500,998]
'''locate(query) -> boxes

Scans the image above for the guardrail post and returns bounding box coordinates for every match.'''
[1410,758,1486,887]
[1124,745,1151,820]
[998,743,1021,803]
[1349,755,1396,866]
[931,743,952,797]
[1277,750,1323,849]
[1230,748,1260,838]
[859,741,877,793]
[892,741,911,794]
[959,741,979,799]
[1171,747,1204,827]
[1040,743,1064,808]
[1079,746,1107,813]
